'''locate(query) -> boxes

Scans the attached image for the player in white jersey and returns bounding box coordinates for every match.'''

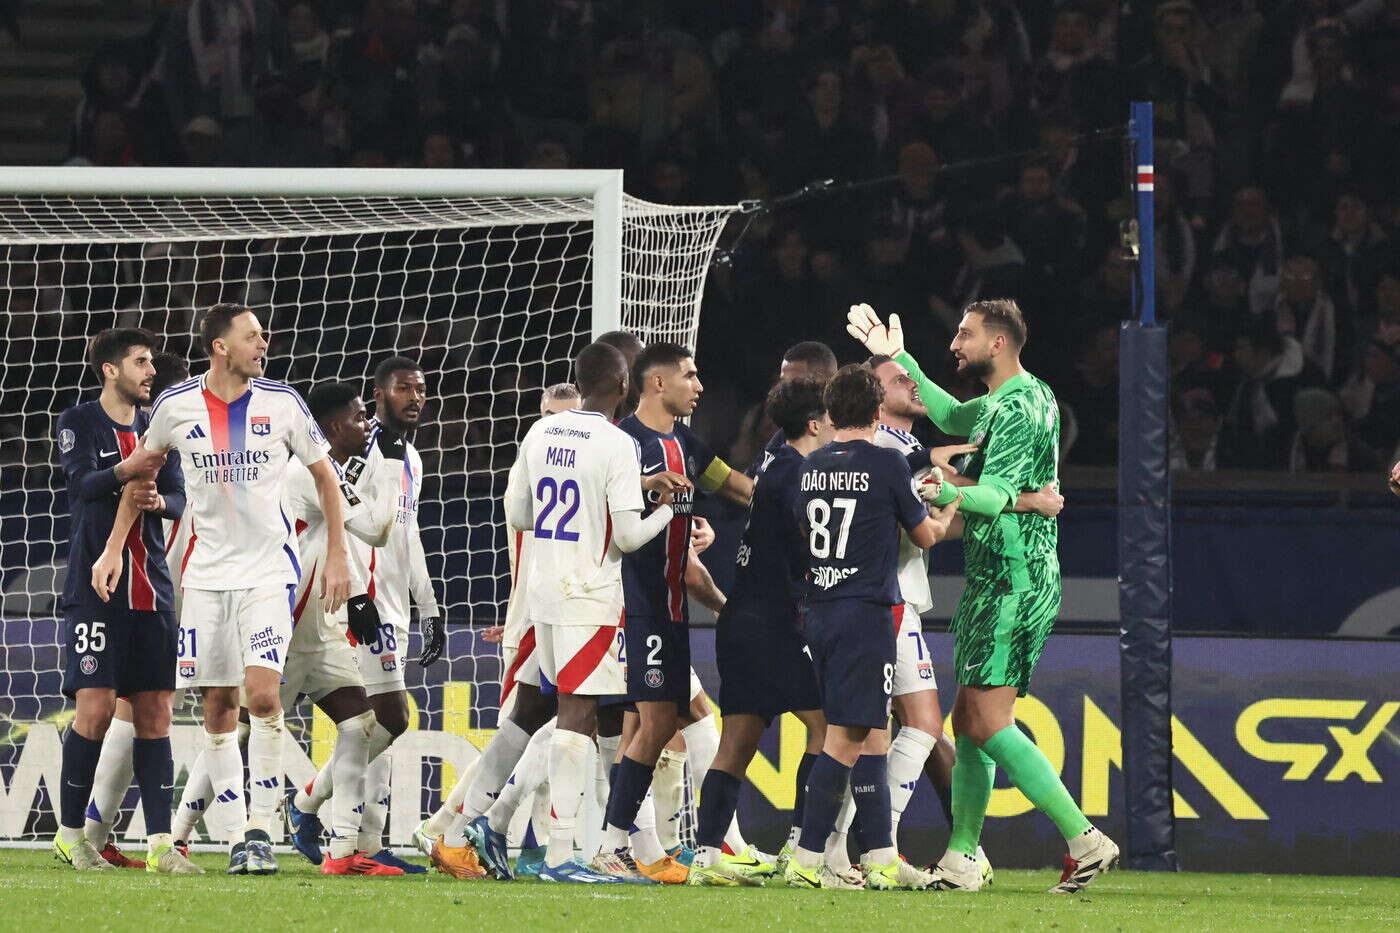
[95,304,351,876]
[414,383,580,875]
[505,342,683,884]
[298,356,439,874]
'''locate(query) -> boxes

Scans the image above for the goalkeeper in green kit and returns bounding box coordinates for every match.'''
[847,301,1118,895]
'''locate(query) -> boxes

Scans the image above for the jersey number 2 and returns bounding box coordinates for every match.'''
[535,477,581,542]
[806,497,856,559]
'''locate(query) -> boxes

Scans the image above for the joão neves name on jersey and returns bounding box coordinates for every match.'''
[189,448,272,483]
[800,470,871,492]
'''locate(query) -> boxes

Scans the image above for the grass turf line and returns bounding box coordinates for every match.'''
[5,849,1399,932]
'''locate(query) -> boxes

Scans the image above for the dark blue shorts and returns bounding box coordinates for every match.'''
[623,614,690,710]
[800,600,897,728]
[717,603,820,723]
[63,605,177,698]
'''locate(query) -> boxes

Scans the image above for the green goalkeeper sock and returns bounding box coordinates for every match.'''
[947,734,995,858]
[982,725,1092,841]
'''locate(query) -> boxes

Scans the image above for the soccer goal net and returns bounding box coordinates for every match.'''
[0,168,736,846]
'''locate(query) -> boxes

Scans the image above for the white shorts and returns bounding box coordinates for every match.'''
[894,604,937,696]
[502,625,541,707]
[537,621,625,696]
[352,613,409,696]
[177,585,293,687]
[281,638,363,708]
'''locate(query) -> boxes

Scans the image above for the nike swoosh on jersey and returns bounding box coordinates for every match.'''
[643,461,665,473]
[99,449,118,457]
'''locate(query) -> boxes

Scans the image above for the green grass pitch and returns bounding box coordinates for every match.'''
[5,848,1399,932]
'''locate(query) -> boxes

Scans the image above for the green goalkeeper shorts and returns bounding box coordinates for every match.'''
[951,557,1061,696]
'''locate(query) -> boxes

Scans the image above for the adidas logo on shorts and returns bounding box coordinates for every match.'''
[216,789,239,804]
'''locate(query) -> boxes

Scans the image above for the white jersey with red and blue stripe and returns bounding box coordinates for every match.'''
[359,418,439,631]
[144,374,330,591]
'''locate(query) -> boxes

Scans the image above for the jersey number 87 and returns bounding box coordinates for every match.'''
[806,497,856,559]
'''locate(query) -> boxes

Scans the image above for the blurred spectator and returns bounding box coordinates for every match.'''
[1287,387,1369,471]
[1154,169,1197,315]
[885,141,962,297]
[944,209,1031,318]
[1339,319,1400,467]
[1059,318,1119,466]
[1316,191,1391,320]
[1028,1,1121,128]
[776,65,877,192]
[1274,255,1343,383]
[1170,386,1222,471]
[1212,185,1285,315]
[1219,319,1325,468]
[1000,157,1088,289]
[847,43,924,158]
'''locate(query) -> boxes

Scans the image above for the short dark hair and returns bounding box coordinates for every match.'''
[596,330,644,362]
[1240,318,1284,356]
[200,302,252,355]
[149,352,190,400]
[965,298,1028,349]
[374,355,423,388]
[633,342,692,383]
[783,341,838,380]
[766,377,826,440]
[823,364,883,430]
[574,342,629,397]
[865,353,895,370]
[307,381,361,427]
[88,327,156,383]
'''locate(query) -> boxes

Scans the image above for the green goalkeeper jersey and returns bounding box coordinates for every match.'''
[958,370,1060,587]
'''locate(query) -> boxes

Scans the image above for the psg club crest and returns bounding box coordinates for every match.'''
[79,655,98,675]
[644,668,664,688]
[381,653,397,672]
[251,416,271,436]
[58,428,75,454]
[179,660,196,678]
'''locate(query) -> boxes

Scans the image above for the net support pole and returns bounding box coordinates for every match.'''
[1118,101,1178,871]
[590,170,624,339]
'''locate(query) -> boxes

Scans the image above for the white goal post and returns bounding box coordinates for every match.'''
[0,167,736,847]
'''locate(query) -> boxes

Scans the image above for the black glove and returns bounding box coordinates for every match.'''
[418,615,445,667]
[345,593,380,645]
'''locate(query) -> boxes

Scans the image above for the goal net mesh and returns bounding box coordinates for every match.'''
[0,188,735,845]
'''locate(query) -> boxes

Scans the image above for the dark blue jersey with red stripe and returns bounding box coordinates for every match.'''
[617,414,717,624]
[57,400,184,612]
[729,443,808,616]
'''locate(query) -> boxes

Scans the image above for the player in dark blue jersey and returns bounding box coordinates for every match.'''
[785,365,958,890]
[744,341,838,477]
[687,378,833,886]
[599,342,753,882]
[53,328,199,873]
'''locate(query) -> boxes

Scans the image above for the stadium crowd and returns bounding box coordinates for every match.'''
[7,0,1400,475]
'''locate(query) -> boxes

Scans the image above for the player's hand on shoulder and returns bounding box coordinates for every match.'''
[690,516,715,553]
[90,547,124,602]
[418,615,445,667]
[320,547,352,614]
[846,303,904,356]
[929,443,977,475]
[481,624,505,644]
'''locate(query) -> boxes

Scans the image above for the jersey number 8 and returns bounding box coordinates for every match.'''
[806,497,856,559]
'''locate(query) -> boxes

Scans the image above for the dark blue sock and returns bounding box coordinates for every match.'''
[792,752,818,827]
[604,755,654,836]
[851,754,892,854]
[797,753,850,852]
[696,769,741,850]
[602,762,620,829]
[60,729,102,830]
[133,737,173,836]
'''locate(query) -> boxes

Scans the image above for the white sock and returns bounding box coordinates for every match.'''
[795,845,824,869]
[629,791,667,864]
[599,822,630,854]
[357,753,392,854]
[461,718,532,821]
[694,844,722,869]
[327,710,375,860]
[784,825,800,850]
[545,729,591,868]
[204,730,246,845]
[172,749,211,843]
[423,758,479,838]
[84,716,135,848]
[530,778,553,850]
[888,727,937,838]
[595,733,620,812]
[651,749,686,852]
[245,713,285,837]
[298,723,395,815]
[486,720,554,830]
[863,845,897,865]
[681,715,745,851]
[1068,826,1100,861]
[824,789,856,870]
